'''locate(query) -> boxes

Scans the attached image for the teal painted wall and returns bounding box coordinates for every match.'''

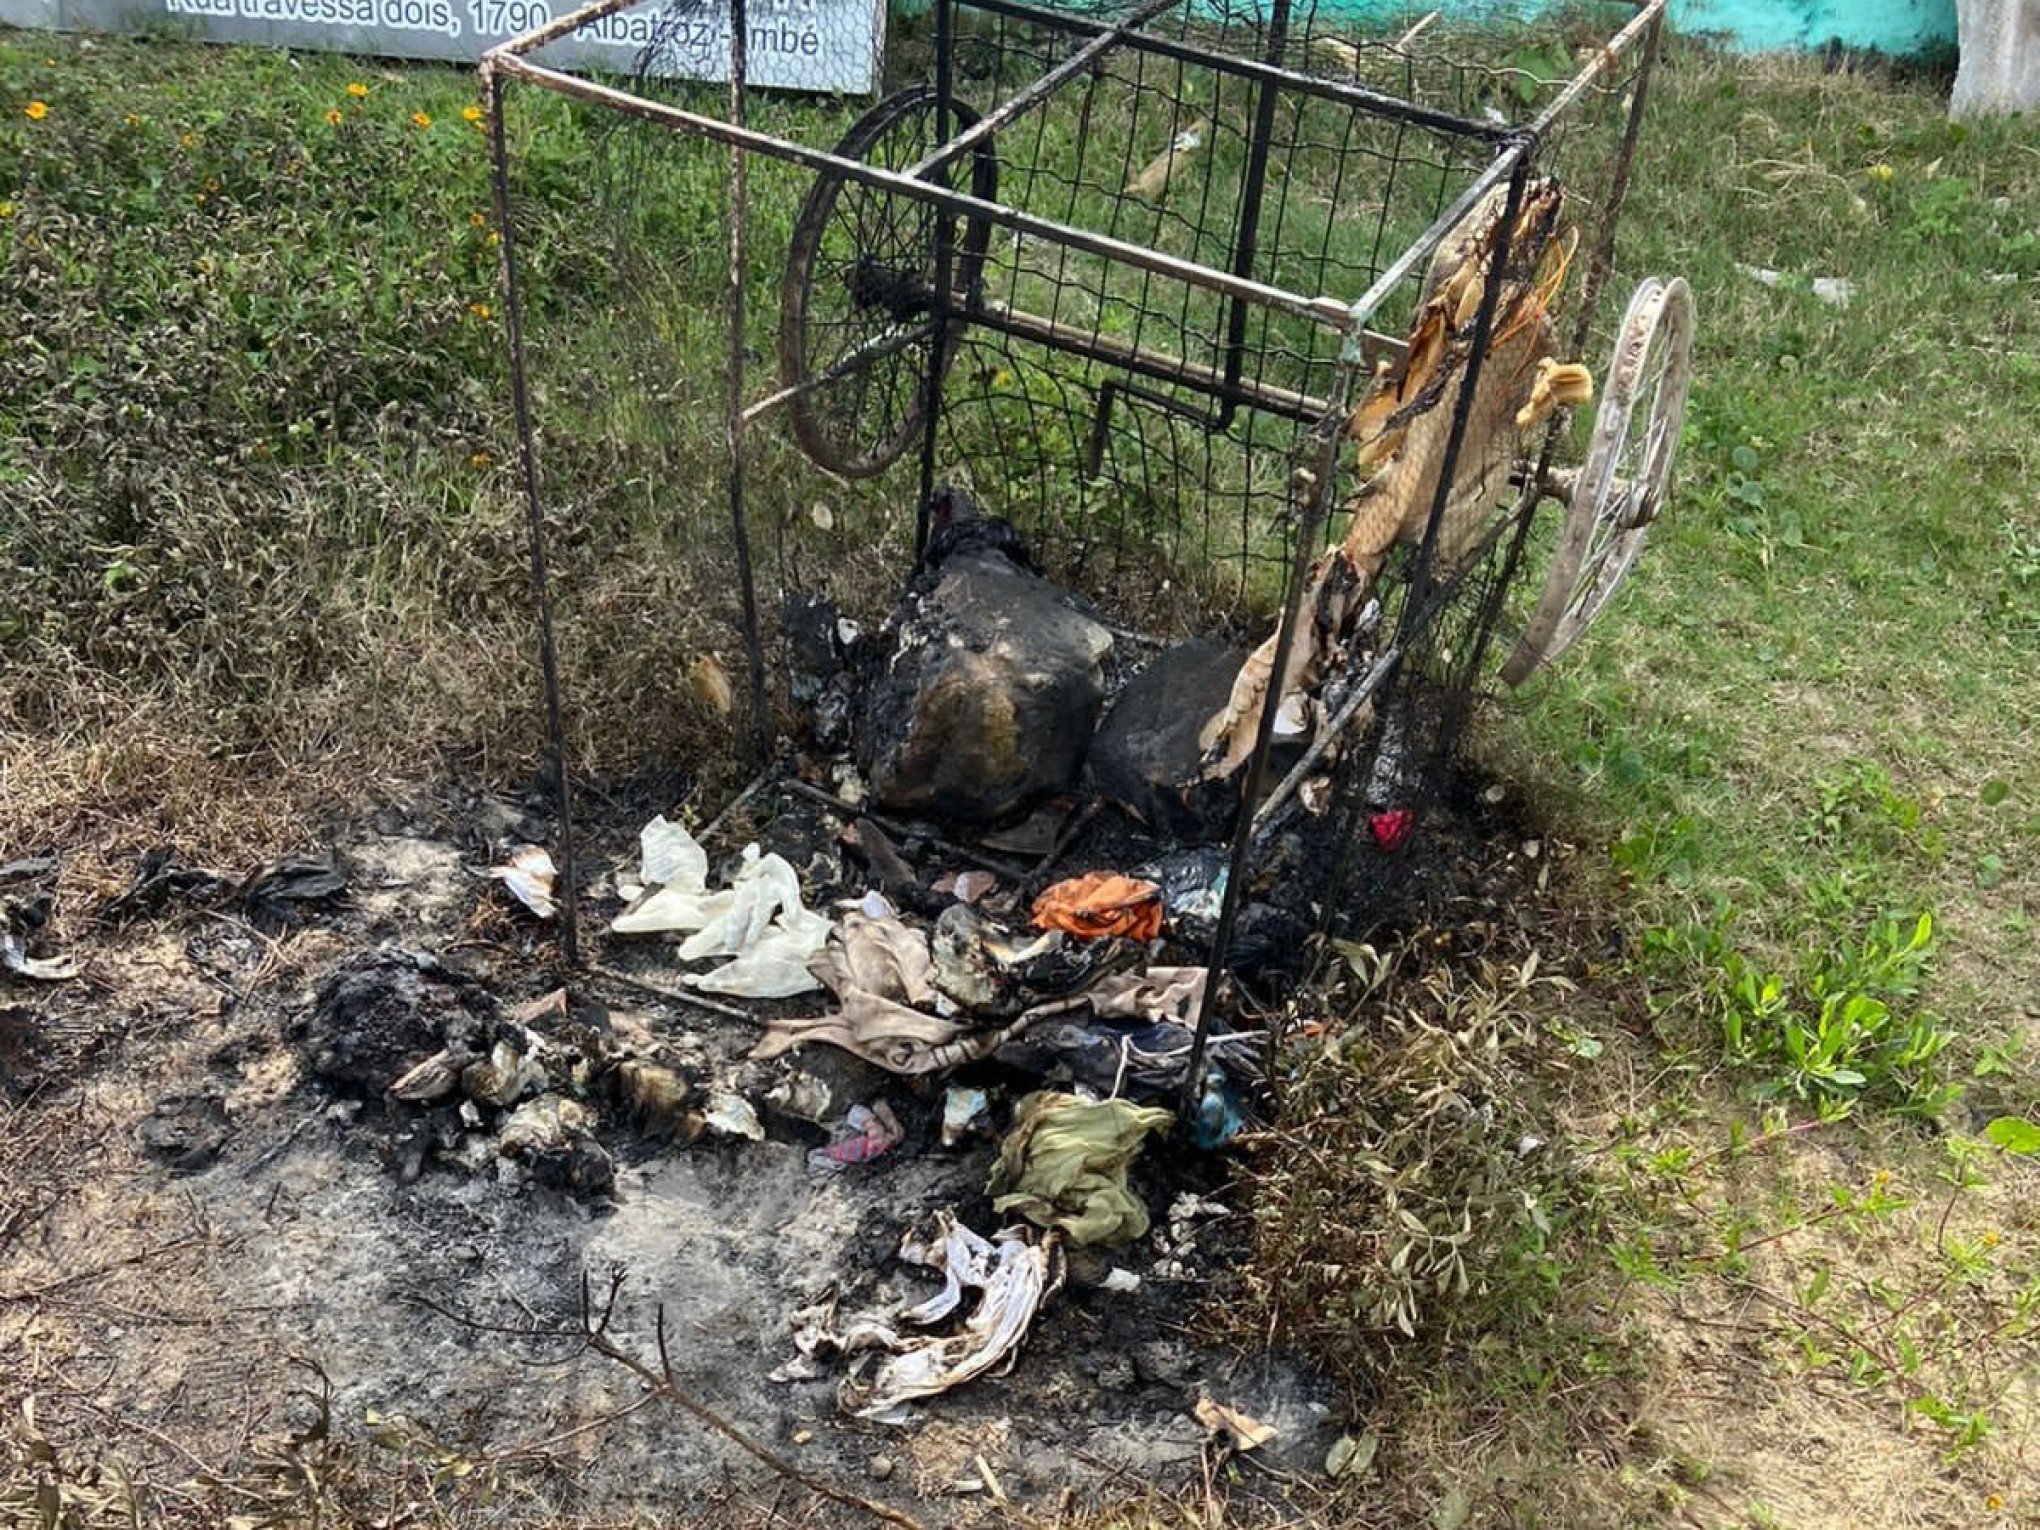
[1677,0,1953,53]
[1302,1,1956,54]
[891,1,1961,56]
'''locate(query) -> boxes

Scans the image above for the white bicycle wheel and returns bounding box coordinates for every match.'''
[1502,275,1696,686]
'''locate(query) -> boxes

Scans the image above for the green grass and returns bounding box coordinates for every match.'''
[3,18,2039,1530]
[1503,47,2040,1085]
[1469,50,2040,1520]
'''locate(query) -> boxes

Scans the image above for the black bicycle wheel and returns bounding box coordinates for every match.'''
[779,87,999,479]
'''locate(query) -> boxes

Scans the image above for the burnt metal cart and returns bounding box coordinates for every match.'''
[479,0,1694,1053]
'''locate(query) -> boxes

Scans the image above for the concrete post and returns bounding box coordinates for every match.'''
[1953,0,2040,116]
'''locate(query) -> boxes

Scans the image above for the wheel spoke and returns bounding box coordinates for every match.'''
[1501,277,1695,685]
[780,89,994,477]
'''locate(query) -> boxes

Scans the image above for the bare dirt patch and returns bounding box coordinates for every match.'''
[2,796,1352,1524]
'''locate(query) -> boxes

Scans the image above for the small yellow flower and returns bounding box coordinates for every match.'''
[1987,1494,2004,1513]
[469,211,487,228]
[462,104,483,125]
[347,81,369,98]
[469,450,493,468]
[24,100,48,121]
[179,132,198,149]
[469,301,493,320]
[0,202,13,218]
[124,112,140,127]
[487,231,500,246]
[411,110,432,129]
[1984,1230,2001,1247]
[325,108,343,126]
[1867,163,1895,183]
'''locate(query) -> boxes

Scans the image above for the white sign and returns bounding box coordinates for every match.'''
[0,0,885,94]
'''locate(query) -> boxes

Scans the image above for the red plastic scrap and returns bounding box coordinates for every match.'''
[1368,809,1416,853]
[1030,872,1164,942]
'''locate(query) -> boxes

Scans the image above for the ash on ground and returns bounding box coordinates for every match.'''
[0,794,1374,1520]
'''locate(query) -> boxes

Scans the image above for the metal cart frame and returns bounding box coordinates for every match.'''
[480,0,1688,1088]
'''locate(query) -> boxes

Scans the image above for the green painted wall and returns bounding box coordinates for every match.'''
[1150,1,1958,56]
[1416,0,1958,54]
[1673,0,1954,53]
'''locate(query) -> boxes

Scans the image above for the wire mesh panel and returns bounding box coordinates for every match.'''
[903,0,1519,615]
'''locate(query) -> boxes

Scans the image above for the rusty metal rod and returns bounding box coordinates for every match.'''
[958,0,1509,142]
[740,320,939,426]
[1248,643,1403,836]
[976,300,1341,417]
[724,0,770,765]
[1562,4,1661,362]
[694,764,780,849]
[487,53,1360,334]
[743,295,1388,429]
[1180,406,1351,1114]
[590,963,756,1023]
[1337,138,1530,358]
[484,61,581,970]
[1397,157,1533,628]
[1526,0,1668,139]
[483,0,639,61]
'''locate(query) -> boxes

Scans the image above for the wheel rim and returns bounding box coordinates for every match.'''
[1501,276,1696,686]
[779,88,997,479]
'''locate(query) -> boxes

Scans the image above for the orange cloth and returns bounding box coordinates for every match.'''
[1030,873,1164,942]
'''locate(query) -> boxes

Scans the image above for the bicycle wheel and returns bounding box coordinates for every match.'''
[1501,275,1695,685]
[778,87,998,479]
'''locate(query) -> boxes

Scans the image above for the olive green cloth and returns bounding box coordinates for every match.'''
[988,1091,1175,1246]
